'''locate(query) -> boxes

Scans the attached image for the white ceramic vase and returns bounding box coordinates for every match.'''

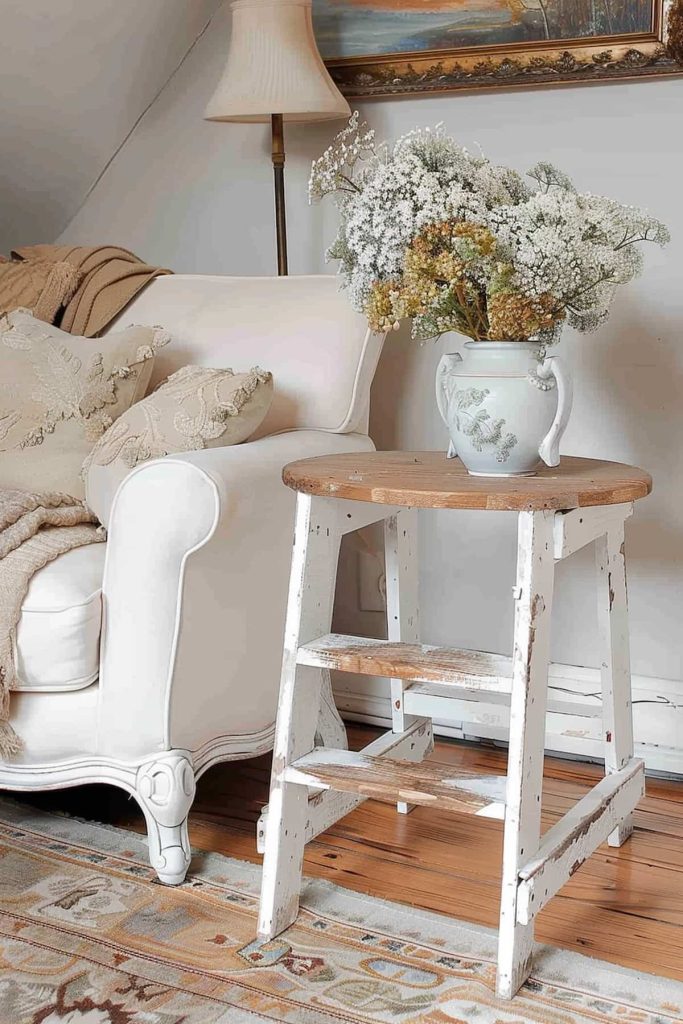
[435,338,573,477]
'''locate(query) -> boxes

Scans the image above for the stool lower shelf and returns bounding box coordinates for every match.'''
[284,746,507,818]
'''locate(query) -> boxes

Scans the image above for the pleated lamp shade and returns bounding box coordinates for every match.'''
[204,0,350,124]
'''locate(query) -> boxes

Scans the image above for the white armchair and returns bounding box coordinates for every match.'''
[1,275,382,884]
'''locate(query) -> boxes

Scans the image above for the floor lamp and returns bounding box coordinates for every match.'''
[204,0,350,276]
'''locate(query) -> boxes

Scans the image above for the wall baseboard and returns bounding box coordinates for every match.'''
[333,662,683,777]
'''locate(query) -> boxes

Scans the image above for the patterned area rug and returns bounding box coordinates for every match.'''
[0,798,681,1024]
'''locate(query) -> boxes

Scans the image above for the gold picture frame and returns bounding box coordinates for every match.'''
[316,0,683,99]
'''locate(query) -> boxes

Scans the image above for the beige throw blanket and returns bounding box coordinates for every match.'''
[0,490,104,758]
[11,245,172,337]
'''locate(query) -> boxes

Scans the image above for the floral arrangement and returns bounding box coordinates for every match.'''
[310,114,669,345]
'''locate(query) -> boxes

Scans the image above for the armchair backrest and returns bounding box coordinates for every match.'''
[105,274,383,437]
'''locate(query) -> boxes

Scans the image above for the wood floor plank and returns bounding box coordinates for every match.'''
[184,816,683,979]
[21,725,683,984]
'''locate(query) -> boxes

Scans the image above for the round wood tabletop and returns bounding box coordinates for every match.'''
[283,452,652,512]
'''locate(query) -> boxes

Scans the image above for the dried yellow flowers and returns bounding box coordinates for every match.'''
[365,218,564,342]
[488,291,562,342]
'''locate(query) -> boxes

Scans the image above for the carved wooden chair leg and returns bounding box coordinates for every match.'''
[385,508,420,814]
[596,522,635,847]
[497,510,556,999]
[258,494,341,941]
[135,751,196,885]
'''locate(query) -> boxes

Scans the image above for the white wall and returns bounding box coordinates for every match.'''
[0,0,221,253]
[58,1,683,684]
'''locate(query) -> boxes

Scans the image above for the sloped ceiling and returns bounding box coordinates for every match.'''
[0,0,223,253]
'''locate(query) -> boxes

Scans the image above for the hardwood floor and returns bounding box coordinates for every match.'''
[28,726,683,983]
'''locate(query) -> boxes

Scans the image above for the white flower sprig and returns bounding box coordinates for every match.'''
[308,111,376,203]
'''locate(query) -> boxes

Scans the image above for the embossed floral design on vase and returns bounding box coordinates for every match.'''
[310,115,669,476]
[448,385,518,466]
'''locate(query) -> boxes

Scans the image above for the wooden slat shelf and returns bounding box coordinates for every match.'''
[298,634,513,693]
[283,747,507,818]
[402,680,603,720]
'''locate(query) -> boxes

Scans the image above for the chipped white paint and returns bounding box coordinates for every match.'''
[258,501,399,845]
[258,493,428,940]
[283,747,506,815]
[402,680,597,720]
[451,775,508,800]
[332,496,401,536]
[258,492,641,1001]
[385,509,419,813]
[256,717,433,853]
[315,670,348,751]
[516,757,645,925]
[258,493,343,940]
[446,774,506,820]
[553,502,633,560]
[343,668,680,772]
[596,522,636,846]
[496,509,556,999]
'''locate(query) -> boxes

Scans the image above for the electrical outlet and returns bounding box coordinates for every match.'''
[358,550,386,613]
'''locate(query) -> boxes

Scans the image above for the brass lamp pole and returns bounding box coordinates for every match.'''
[271,114,288,276]
[204,0,350,277]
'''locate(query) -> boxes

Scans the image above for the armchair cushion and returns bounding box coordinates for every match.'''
[14,544,106,692]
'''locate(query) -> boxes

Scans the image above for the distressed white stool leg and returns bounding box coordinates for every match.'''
[497,509,555,999]
[315,669,348,751]
[258,493,341,940]
[385,508,420,814]
[596,522,635,847]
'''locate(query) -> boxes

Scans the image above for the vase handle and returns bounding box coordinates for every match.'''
[436,352,462,460]
[538,355,573,468]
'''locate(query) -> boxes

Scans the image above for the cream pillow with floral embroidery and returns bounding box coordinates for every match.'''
[0,309,170,497]
[83,365,273,523]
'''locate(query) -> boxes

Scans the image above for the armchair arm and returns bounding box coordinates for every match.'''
[94,430,374,759]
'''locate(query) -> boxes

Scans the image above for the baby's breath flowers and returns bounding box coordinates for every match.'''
[308,111,375,203]
[310,117,669,345]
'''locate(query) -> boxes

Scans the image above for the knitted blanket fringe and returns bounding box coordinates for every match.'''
[0,490,104,759]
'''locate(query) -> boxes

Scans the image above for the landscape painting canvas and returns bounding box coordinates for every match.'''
[312,0,681,96]
[314,0,651,57]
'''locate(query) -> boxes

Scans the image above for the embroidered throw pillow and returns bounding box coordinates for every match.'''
[83,365,273,521]
[84,364,273,473]
[0,259,81,323]
[0,309,170,497]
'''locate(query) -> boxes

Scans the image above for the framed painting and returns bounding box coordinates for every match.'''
[313,0,683,97]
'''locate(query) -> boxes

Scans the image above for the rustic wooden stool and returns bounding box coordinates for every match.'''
[257,452,651,999]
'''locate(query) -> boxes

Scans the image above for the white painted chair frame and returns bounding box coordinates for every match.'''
[257,495,644,1000]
